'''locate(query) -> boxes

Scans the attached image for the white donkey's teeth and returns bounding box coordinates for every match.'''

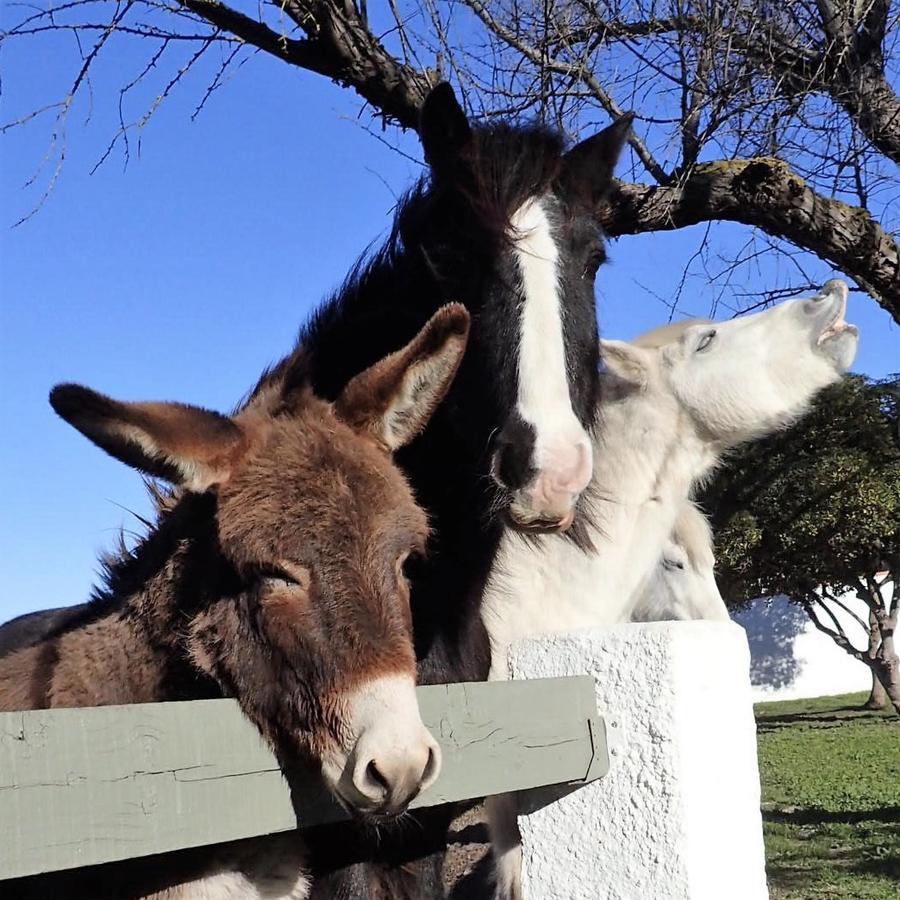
[815,279,855,346]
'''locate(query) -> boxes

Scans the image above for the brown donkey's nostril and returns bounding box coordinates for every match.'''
[420,744,440,790]
[351,736,442,815]
[363,758,390,801]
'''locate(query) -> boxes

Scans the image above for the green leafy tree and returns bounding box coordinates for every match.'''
[704,374,900,713]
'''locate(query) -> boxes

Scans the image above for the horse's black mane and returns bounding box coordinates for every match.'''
[249,120,571,405]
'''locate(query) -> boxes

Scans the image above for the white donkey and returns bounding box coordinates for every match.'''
[483,280,859,900]
[630,500,730,622]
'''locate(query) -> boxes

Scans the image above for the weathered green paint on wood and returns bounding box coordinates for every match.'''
[0,676,606,880]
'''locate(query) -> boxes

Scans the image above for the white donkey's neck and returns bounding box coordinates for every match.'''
[483,377,717,679]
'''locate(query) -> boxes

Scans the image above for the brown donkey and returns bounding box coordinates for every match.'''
[0,305,470,899]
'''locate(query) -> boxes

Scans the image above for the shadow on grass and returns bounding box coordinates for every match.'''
[852,856,900,880]
[757,710,895,732]
[764,807,900,826]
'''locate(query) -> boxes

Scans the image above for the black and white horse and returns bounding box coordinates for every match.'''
[2,84,631,897]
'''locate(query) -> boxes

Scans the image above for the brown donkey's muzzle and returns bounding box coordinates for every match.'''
[322,674,442,819]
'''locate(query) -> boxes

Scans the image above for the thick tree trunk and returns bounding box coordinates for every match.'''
[864,610,889,710]
[873,620,900,715]
[866,670,889,709]
[800,592,900,716]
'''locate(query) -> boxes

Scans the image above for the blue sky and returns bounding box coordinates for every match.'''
[2,33,898,624]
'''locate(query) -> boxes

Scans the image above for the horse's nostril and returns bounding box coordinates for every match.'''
[492,417,538,491]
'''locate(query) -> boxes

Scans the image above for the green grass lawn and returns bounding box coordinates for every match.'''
[756,691,900,898]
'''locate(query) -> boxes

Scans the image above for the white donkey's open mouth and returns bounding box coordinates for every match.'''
[815,279,859,347]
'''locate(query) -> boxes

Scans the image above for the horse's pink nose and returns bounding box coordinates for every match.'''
[526,439,592,516]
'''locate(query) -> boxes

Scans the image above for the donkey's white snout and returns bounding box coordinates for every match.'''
[335,674,442,817]
[352,730,441,813]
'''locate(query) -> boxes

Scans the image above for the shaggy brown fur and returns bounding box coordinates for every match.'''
[0,305,470,898]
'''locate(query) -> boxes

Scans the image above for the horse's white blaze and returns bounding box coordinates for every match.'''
[322,673,441,813]
[511,197,592,507]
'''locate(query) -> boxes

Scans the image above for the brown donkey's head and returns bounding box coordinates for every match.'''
[50,304,470,820]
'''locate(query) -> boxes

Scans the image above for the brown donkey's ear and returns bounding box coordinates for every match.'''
[335,303,470,450]
[50,384,247,491]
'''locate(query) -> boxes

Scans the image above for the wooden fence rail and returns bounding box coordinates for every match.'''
[0,676,607,881]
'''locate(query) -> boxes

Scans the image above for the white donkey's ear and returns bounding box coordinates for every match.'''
[600,339,651,387]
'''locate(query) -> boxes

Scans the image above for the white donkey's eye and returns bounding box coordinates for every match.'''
[696,330,717,353]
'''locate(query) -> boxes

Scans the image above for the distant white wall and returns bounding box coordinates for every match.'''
[731,581,895,702]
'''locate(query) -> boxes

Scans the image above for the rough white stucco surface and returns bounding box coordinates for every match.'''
[508,621,768,900]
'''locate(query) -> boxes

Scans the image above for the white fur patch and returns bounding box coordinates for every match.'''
[510,198,589,474]
[142,833,309,899]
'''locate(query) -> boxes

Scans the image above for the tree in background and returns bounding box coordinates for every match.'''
[4,1,900,326]
[705,374,900,712]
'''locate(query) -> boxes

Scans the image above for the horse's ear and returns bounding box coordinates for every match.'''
[335,303,470,450]
[600,339,651,388]
[419,83,472,174]
[50,384,247,491]
[560,113,633,207]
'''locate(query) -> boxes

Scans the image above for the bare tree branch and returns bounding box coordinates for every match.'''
[176,0,432,128]
[801,595,866,661]
[463,0,669,183]
[603,157,900,323]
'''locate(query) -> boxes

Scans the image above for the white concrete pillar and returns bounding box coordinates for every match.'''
[507,621,769,900]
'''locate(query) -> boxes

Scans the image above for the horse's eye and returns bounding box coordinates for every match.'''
[662,558,686,571]
[696,330,717,353]
[582,248,606,279]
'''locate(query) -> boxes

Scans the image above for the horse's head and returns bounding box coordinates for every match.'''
[604,279,859,449]
[418,84,632,531]
[49,304,471,821]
